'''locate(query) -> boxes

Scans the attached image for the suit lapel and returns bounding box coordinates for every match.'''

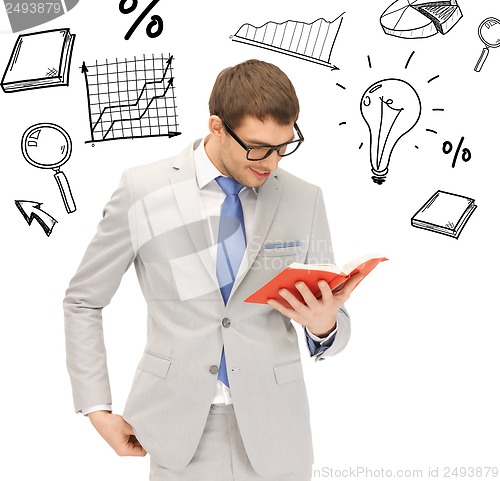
[170,141,219,288]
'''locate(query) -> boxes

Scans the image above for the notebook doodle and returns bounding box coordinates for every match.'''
[1,28,75,93]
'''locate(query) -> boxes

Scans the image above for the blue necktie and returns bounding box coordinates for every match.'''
[215,176,246,387]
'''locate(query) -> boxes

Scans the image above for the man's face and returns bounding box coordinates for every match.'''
[214,116,295,188]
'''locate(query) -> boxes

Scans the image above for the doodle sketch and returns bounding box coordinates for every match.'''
[474,17,500,72]
[231,14,344,69]
[360,78,422,184]
[1,28,75,93]
[82,54,181,143]
[21,123,76,214]
[411,190,477,239]
[442,136,471,168]
[14,200,58,237]
[118,0,164,40]
[380,0,462,39]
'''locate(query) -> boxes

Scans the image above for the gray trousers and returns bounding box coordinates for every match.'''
[150,404,312,481]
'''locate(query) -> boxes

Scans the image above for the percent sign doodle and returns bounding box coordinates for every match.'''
[119,0,163,40]
[442,137,471,168]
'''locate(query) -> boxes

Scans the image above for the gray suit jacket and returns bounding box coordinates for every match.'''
[64,139,351,477]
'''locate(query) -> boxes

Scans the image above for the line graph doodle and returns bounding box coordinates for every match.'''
[231,14,345,69]
[82,53,181,143]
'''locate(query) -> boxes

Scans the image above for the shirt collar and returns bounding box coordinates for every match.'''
[194,136,258,195]
[194,136,223,190]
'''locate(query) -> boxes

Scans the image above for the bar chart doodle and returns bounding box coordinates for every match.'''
[231,14,345,70]
[82,54,181,143]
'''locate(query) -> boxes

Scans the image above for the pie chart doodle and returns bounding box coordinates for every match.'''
[380,0,463,39]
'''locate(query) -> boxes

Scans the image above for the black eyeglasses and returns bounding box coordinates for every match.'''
[222,121,304,161]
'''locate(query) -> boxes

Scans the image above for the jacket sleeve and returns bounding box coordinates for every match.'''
[63,170,136,412]
[304,187,351,360]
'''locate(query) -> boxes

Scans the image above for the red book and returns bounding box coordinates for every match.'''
[244,253,388,305]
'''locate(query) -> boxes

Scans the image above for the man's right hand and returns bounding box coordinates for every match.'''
[88,410,147,457]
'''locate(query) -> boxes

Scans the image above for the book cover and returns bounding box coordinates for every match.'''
[1,28,75,93]
[244,253,387,305]
[411,190,477,239]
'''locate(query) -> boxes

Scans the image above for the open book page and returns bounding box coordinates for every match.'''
[288,252,387,276]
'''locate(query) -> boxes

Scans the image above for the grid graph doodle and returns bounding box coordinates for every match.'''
[82,54,181,143]
[231,14,345,70]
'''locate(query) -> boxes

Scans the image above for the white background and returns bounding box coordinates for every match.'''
[0,1,499,479]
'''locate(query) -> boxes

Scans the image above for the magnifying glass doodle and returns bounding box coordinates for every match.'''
[21,123,76,214]
[474,17,500,72]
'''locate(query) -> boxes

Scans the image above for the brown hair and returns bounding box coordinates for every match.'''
[208,59,300,128]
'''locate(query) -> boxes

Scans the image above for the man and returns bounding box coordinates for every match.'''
[64,59,363,481]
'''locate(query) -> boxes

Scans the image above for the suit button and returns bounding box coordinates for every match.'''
[209,365,219,374]
[222,318,231,328]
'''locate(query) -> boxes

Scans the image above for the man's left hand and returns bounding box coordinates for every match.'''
[267,273,364,337]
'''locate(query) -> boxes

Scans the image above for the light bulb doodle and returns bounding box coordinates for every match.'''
[360,78,421,185]
[474,17,500,72]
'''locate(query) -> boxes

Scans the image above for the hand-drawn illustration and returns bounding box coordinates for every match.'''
[15,200,58,237]
[21,123,76,214]
[82,54,181,143]
[119,0,163,41]
[338,52,442,151]
[411,190,477,239]
[442,137,471,168]
[360,78,422,184]
[231,14,344,69]
[380,0,462,39]
[474,17,500,72]
[3,0,79,34]
[1,28,75,93]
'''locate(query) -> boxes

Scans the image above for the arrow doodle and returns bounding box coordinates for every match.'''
[15,200,58,237]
